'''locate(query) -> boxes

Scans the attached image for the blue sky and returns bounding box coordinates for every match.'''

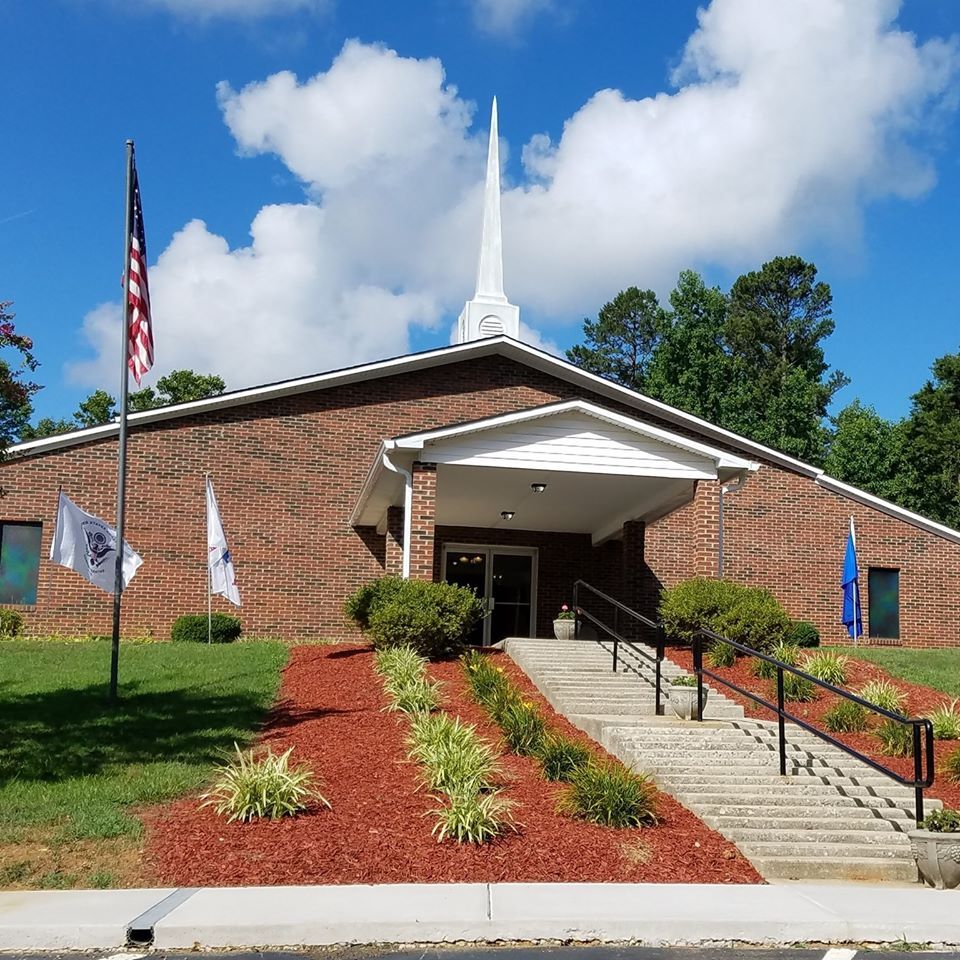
[2,0,959,425]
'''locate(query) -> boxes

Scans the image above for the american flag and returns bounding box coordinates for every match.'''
[127,161,153,384]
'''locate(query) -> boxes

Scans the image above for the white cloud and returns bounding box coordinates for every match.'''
[72,1,959,393]
[139,0,328,20]
[469,0,557,37]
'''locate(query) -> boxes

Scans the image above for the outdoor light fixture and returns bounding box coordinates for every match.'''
[530,482,547,493]
[500,510,515,521]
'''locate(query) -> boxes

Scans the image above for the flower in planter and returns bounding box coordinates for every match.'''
[555,604,576,621]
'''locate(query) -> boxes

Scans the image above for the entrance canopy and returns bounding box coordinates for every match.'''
[352,400,757,546]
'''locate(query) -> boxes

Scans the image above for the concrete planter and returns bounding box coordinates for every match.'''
[910,829,960,889]
[668,683,708,720]
[553,618,576,641]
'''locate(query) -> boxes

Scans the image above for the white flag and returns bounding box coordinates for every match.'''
[49,491,143,594]
[206,477,241,607]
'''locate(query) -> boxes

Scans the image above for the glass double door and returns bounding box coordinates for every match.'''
[443,545,536,646]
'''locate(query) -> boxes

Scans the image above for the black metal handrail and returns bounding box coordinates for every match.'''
[572,579,666,716]
[692,627,936,826]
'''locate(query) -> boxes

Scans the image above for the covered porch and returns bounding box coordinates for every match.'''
[352,400,755,645]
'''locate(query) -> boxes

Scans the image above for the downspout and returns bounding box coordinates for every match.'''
[382,446,413,580]
[718,473,749,579]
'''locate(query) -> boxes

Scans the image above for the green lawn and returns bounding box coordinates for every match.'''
[0,639,287,888]
[839,646,960,698]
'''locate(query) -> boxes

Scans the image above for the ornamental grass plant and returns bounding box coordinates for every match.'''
[752,641,800,680]
[407,714,501,795]
[943,747,960,783]
[822,700,871,733]
[857,679,906,716]
[705,640,736,668]
[558,759,659,829]
[200,744,329,823]
[927,699,960,740]
[376,644,444,715]
[430,788,517,844]
[802,650,850,686]
[537,733,592,782]
[876,719,914,757]
[780,672,817,702]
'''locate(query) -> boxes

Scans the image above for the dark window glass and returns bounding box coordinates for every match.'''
[868,568,900,640]
[0,522,42,605]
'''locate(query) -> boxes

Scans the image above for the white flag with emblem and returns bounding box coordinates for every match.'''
[49,491,143,593]
[206,477,241,606]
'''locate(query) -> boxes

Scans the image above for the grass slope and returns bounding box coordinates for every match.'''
[0,639,287,888]
[839,646,960,699]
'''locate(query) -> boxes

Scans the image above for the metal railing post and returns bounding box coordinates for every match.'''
[655,623,665,716]
[573,581,580,640]
[913,723,924,827]
[693,632,703,722]
[777,667,787,777]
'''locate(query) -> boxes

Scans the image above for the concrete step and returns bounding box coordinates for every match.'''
[697,803,911,821]
[747,856,918,883]
[738,840,908,860]
[704,813,906,833]
[723,827,906,844]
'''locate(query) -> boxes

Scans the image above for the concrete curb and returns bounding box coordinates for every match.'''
[1,882,958,951]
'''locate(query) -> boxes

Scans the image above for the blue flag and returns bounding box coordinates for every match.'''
[841,518,862,639]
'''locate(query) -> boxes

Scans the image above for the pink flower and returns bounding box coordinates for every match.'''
[561,604,568,611]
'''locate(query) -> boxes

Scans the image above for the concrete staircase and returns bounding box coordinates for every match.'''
[504,637,936,884]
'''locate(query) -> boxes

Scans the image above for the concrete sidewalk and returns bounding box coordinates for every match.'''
[0,883,957,951]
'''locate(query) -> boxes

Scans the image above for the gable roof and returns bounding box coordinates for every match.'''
[7,335,960,545]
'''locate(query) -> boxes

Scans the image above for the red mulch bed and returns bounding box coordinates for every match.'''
[667,645,960,811]
[143,643,760,886]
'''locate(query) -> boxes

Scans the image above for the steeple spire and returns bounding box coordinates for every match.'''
[456,97,520,343]
[475,96,506,303]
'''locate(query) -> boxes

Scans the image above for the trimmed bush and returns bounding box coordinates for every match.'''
[753,641,801,680]
[347,577,483,659]
[659,577,791,653]
[788,620,820,648]
[803,650,849,686]
[857,679,906,716]
[942,747,960,784]
[171,613,241,644]
[927,699,960,741]
[823,700,870,733]
[558,759,659,828]
[537,733,592,782]
[706,640,736,668]
[876,719,914,757]
[200,744,328,822]
[0,609,24,638]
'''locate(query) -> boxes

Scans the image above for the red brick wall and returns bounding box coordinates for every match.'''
[1,352,959,647]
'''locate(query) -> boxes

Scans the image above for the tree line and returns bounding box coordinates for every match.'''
[566,255,960,529]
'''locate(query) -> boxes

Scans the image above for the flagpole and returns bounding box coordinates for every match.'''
[206,474,212,644]
[109,139,135,702]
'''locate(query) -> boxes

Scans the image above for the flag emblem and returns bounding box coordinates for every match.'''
[127,160,153,385]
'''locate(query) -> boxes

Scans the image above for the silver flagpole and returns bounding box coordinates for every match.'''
[206,474,212,644]
[109,140,134,702]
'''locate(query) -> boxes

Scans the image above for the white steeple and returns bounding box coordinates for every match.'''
[456,97,520,343]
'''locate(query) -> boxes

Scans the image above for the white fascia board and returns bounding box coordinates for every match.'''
[349,441,390,527]
[396,398,756,472]
[816,474,960,546]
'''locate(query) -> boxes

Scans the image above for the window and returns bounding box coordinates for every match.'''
[0,522,42,605]
[868,567,900,640]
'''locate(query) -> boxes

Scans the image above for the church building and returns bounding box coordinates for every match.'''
[2,103,959,648]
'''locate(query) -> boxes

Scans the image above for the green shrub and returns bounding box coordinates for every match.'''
[876,720,913,757]
[927,699,960,740]
[942,747,960,783]
[857,679,906,716]
[753,641,801,679]
[430,788,517,843]
[823,700,870,733]
[171,613,241,644]
[200,744,328,822]
[920,808,960,833]
[780,672,817,702]
[558,759,659,828]
[497,696,547,756]
[803,650,849,686]
[0,609,24,638]
[659,577,791,653]
[351,577,483,659]
[788,621,820,648]
[706,640,736,668]
[537,733,592,782]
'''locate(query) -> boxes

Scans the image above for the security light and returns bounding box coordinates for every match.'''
[500,510,515,521]
[530,482,547,493]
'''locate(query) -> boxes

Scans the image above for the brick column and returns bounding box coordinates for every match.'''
[409,462,437,580]
[385,505,404,576]
[621,519,646,639]
[692,480,721,578]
